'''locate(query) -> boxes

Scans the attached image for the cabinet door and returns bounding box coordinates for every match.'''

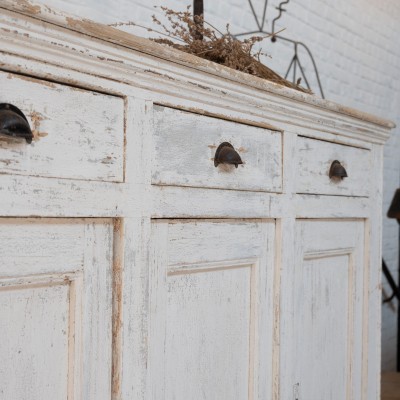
[0,219,113,400]
[292,220,365,400]
[148,219,275,400]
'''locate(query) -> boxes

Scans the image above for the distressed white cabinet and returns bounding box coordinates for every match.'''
[0,2,395,400]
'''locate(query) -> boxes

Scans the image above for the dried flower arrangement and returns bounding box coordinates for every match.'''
[111,7,311,94]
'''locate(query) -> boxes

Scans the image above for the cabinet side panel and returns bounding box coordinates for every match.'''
[365,145,384,399]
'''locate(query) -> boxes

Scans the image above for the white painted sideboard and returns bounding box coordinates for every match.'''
[0,2,395,400]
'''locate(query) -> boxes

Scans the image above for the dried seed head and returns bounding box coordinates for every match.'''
[149,7,311,94]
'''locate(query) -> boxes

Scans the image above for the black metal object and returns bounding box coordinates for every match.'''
[388,189,400,220]
[271,0,289,41]
[386,188,400,371]
[398,226,400,373]
[0,103,33,143]
[214,142,243,168]
[193,0,204,40]
[234,0,325,98]
[193,0,204,18]
[329,160,348,180]
[383,259,400,303]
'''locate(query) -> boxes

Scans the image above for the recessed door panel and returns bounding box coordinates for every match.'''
[0,219,113,400]
[292,220,365,400]
[148,219,276,400]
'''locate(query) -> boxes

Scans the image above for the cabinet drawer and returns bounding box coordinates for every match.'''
[295,137,371,197]
[0,72,124,182]
[152,106,282,192]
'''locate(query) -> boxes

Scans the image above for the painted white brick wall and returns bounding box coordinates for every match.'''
[37,0,400,370]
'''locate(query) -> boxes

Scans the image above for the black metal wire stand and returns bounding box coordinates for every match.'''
[233,0,325,98]
[192,0,324,97]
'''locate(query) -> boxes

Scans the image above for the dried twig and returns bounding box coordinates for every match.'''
[108,20,186,43]
[111,7,311,94]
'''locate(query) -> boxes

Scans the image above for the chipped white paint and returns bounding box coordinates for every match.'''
[0,6,392,146]
[148,219,275,400]
[153,106,282,192]
[0,71,124,182]
[0,275,70,399]
[295,136,372,197]
[292,220,365,400]
[0,2,395,400]
[0,219,114,400]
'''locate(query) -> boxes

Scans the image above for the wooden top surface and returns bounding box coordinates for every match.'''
[0,0,395,130]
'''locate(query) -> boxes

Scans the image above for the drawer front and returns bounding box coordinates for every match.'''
[152,106,282,192]
[0,72,124,182]
[295,136,371,197]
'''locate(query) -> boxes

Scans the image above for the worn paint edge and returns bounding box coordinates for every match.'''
[112,218,124,400]
[0,0,395,131]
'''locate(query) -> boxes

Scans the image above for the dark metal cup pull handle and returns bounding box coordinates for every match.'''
[329,160,348,179]
[0,103,33,144]
[214,142,243,168]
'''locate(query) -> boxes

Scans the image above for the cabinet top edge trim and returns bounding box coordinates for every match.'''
[0,0,395,137]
